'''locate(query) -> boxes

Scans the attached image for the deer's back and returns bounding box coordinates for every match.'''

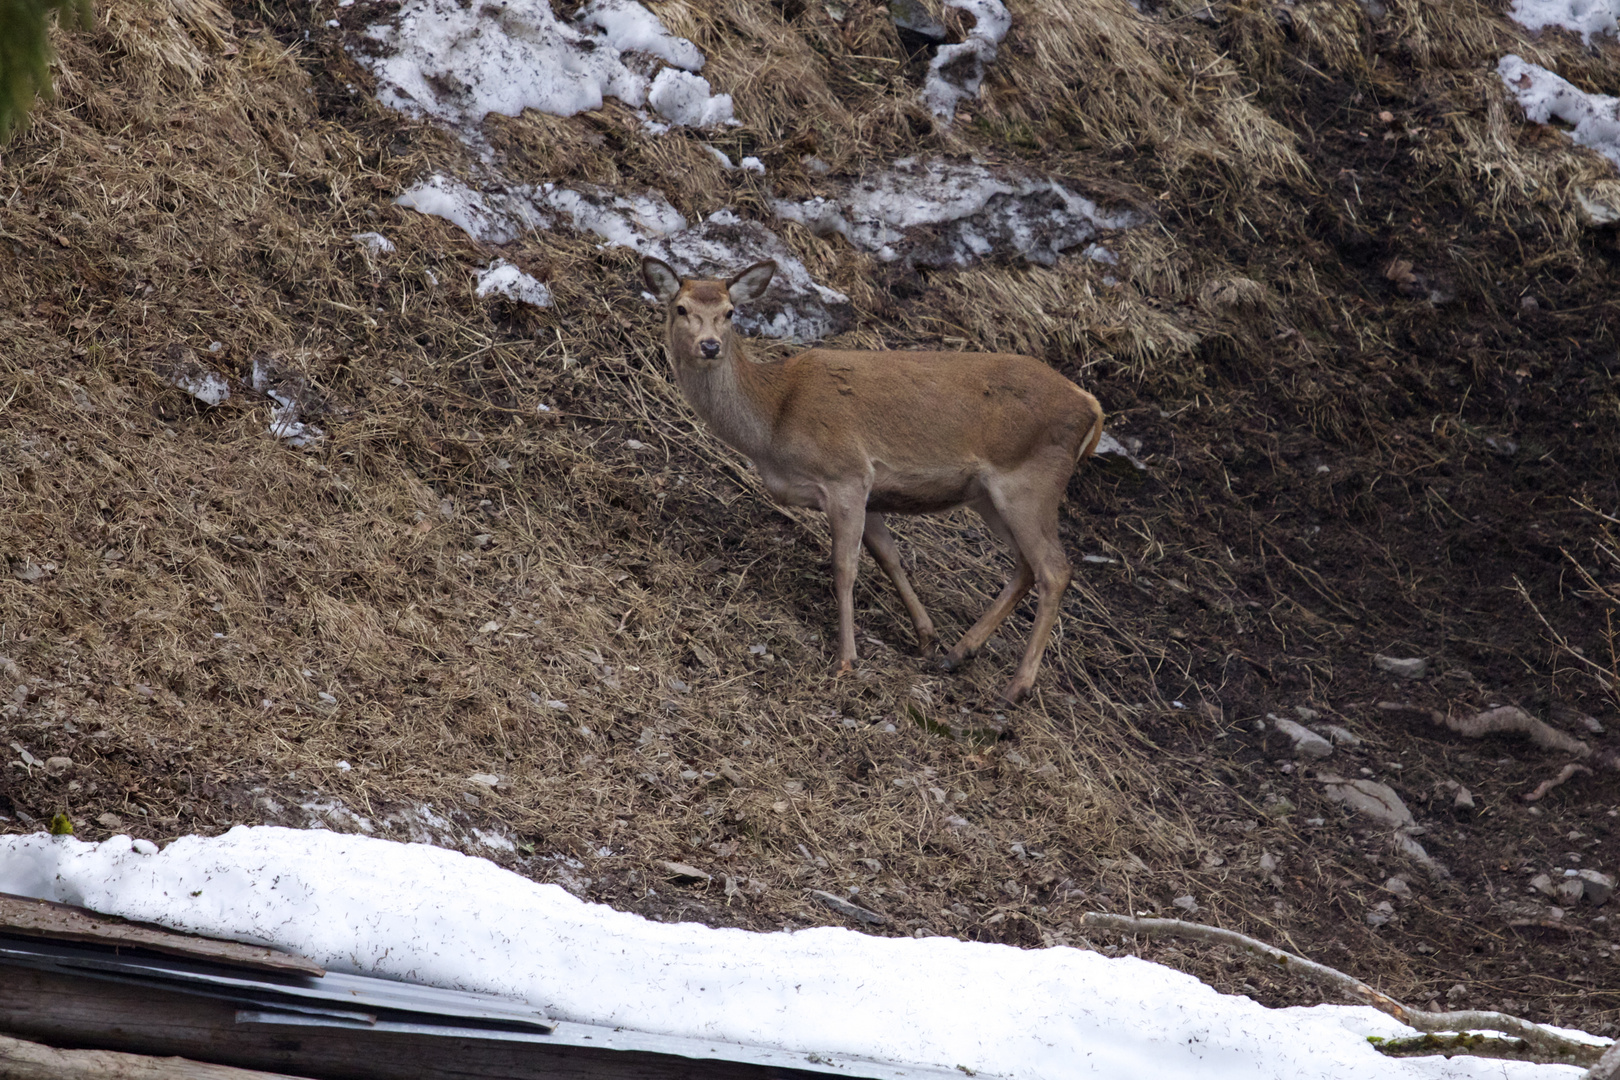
[771,348,1098,469]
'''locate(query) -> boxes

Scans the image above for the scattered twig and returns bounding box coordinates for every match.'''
[1524,762,1593,802]
[1080,912,1606,1067]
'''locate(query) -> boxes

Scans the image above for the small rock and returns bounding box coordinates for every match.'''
[1576,869,1615,905]
[1484,436,1518,457]
[1529,873,1555,897]
[660,861,711,883]
[0,657,20,682]
[808,888,888,925]
[467,772,504,789]
[1582,716,1606,734]
[1453,786,1474,810]
[1366,901,1394,927]
[95,812,124,829]
[1318,775,1414,828]
[1321,725,1362,747]
[1293,705,1321,722]
[1373,655,1428,679]
[1172,895,1200,913]
[43,756,73,777]
[1384,876,1411,897]
[1272,716,1333,760]
[1557,878,1586,904]
[1259,852,1279,873]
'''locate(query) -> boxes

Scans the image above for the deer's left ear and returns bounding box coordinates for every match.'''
[642,257,682,303]
[727,261,776,304]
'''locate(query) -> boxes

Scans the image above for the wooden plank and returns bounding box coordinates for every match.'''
[0,1033,317,1080]
[0,962,963,1080]
[0,894,324,978]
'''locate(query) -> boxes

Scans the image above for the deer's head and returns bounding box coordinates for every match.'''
[642,257,775,371]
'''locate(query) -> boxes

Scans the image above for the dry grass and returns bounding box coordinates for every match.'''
[1,0,1619,1033]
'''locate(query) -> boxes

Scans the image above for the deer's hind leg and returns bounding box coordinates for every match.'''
[862,512,937,650]
[941,499,1033,672]
[986,468,1073,704]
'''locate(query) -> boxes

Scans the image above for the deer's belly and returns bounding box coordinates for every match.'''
[867,466,976,515]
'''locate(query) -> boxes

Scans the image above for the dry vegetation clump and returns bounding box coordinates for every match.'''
[1,0,1619,1036]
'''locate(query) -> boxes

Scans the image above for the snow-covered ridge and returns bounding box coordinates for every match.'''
[775,157,1139,267]
[1508,0,1619,44]
[358,0,732,136]
[0,827,1591,1080]
[1499,55,1620,171]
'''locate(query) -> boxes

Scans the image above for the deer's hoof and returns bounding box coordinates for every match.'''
[1000,680,1033,705]
[937,649,968,673]
[833,660,856,677]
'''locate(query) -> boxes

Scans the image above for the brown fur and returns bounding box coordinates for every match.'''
[643,257,1105,703]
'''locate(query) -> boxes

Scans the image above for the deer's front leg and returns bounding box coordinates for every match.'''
[824,488,870,675]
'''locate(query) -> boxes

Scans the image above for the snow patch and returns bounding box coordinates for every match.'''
[575,0,704,69]
[352,231,396,254]
[923,0,1011,121]
[646,210,852,343]
[1508,0,1618,43]
[0,827,1594,1080]
[477,260,554,306]
[359,0,729,137]
[165,364,230,407]
[396,174,550,244]
[1499,55,1620,171]
[775,157,1139,268]
[647,68,736,127]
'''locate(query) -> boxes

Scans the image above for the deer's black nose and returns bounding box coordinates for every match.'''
[699,338,722,359]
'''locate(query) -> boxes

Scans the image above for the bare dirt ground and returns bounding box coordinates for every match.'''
[1,0,1618,1042]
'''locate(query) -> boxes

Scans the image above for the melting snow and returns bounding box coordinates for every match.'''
[1499,55,1620,170]
[397,175,846,341]
[1507,0,1618,43]
[647,68,736,127]
[351,230,396,254]
[924,0,1011,120]
[359,0,731,137]
[0,827,1595,1080]
[165,364,230,407]
[477,260,554,306]
[775,157,1139,267]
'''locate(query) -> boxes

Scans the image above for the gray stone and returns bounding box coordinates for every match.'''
[1558,878,1586,904]
[1529,873,1555,897]
[1321,725,1362,747]
[1453,786,1475,810]
[1172,894,1200,913]
[1293,705,1321,722]
[1374,655,1429,679]
[1366,900,1395,927]
[1576,869,1615,905]
[1272,716,1333,760]
[1318,775,1414,828]
[808,889,889,925]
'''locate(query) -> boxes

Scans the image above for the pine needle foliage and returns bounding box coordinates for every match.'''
[0,0,92,143]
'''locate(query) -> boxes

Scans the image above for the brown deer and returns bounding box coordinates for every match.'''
[642,257,1104,703]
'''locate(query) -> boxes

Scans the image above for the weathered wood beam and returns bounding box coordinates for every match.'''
[0,1034,314,1080]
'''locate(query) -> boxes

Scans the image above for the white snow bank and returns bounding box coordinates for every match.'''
[775,156,1140,267]
[1508,0,1618,43]
[477,260,554,306]
[1499,55,1620,170]
[0,827,1591,1080]
[924,0,1011,120]
[397,175,846,341]
[576,0,704,70]
[359,0,731,136]
[646,209,852,343]
[647,68,736,127]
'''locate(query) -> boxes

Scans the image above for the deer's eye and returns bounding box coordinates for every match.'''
[725,308,735,319]
[676,305,688,316]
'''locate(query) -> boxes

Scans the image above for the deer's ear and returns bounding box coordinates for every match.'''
[642,257,681,303]
[727,260,776,304]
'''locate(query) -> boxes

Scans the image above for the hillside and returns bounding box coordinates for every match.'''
[1,0,1618,1039]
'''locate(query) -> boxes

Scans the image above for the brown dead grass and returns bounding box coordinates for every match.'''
[1,0,1619,1035]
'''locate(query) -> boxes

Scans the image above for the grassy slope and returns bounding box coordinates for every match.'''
[1,0,1618,1032]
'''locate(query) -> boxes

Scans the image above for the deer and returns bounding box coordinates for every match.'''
[641,256,1104,704]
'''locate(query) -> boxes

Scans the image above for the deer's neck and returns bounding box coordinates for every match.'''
[672,335,782,459]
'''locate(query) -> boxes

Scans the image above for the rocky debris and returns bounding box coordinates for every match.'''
[807,889,889,925]
[95,812,124,829]
[1270,716,1333,760]
[1576,869,1616,905]
[1293,705,1320,722]
[1321,725,1362,747]
[1384,875,1412,897]
[43,756,73,777]
[1172,894,1200,913]
[1318,775,1413,828]
[659,860,711,883]
[0,656,20,683]
[1366,900,1395,927]
[1373,655,1428,679]
[1453,786,1475,810]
